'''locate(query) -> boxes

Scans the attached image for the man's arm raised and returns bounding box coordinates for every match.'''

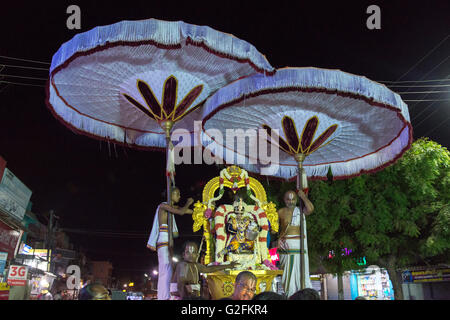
[160,203,193,216]
[297,190,314,215]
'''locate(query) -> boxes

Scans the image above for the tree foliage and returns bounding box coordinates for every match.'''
[264,138,450,299]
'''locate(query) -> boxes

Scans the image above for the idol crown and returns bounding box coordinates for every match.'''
[226,165,242,178]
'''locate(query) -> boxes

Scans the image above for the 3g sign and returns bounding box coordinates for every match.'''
[9,266,26,277]
[7,265,28,286]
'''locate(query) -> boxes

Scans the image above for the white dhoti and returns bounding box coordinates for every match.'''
[278,209,312,297]
[147,204,179,301]
[156,225,171,300]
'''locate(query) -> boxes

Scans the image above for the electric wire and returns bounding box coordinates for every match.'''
[0,55,51,65]
[0,63,49,71]
[0,74,48,81]
[393,34,449,82]
[422,115,450,137]
[0,80,46,87]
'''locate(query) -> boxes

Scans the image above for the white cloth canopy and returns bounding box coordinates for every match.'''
[201,67,412,180]
[47,18,274,150]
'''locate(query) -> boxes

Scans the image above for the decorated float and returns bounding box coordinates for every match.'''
[192,166,282,299]
[46,17,413,300]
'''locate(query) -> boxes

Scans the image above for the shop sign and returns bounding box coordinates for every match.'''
[21,244,32,254]
[0,282,9,291]
[7,265,28,286]
[0,168,32,220]
[0,282,9,300]
[403,268,450,283]
[0,252,7,274]
[22,249,51,272]
[0,220,21,258]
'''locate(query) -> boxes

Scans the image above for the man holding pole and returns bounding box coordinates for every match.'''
[147,187,193,300]
[277,189,314,298]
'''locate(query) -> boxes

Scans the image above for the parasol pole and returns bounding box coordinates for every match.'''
[294,153,307,290]
[162,121,175,256]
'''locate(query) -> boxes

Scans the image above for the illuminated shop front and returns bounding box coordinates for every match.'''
[350,265,394,300]
[18,245,56,299]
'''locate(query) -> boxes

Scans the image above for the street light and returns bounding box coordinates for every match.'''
[144,273,148,278]
[152,270,158,276]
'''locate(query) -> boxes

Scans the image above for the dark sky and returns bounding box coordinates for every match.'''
[1,1,449,282]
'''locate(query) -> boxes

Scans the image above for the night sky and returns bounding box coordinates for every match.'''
[1,1,449,282]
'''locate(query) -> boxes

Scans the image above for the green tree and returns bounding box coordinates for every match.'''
[310,138,450,299]
[265,138,450,300]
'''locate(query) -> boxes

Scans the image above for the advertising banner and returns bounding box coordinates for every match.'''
[0,252,7,274]
[0,168,32,220]
[22,249,51,272]
[402,268,450,283]
[7,265,28,286]
[0,220,20,258]
[0,282,10,300]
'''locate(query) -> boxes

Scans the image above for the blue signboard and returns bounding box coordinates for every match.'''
[0,252,8,275]
[0,168,32,220]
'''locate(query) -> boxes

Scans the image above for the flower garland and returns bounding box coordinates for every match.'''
[220,167,249,192]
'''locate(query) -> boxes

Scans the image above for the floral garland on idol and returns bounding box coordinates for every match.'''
[206,167,276,270]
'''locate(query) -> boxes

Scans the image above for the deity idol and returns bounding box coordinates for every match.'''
[218,195,260,258]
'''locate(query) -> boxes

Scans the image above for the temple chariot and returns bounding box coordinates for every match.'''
[191,166,282,299]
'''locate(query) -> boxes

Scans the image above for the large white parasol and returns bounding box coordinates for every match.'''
[202,67,412,181]
[46,18,274,251]
[201,67,412,288]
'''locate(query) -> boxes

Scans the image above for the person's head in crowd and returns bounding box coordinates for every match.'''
[355,296,367,300]
[182,241,199,263]
[289,288,320,300]
[231,271,257,300]
[78,284,111,300]
[252,291,286,300]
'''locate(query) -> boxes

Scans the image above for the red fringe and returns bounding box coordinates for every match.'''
[214,223,224,231]
[258,237,267,242]
[258,212,267,219]
[217,235,225,241]
[261,225,269,231]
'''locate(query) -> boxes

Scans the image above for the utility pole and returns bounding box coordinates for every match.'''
[45,210,53,272]
[45,210,59,273]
